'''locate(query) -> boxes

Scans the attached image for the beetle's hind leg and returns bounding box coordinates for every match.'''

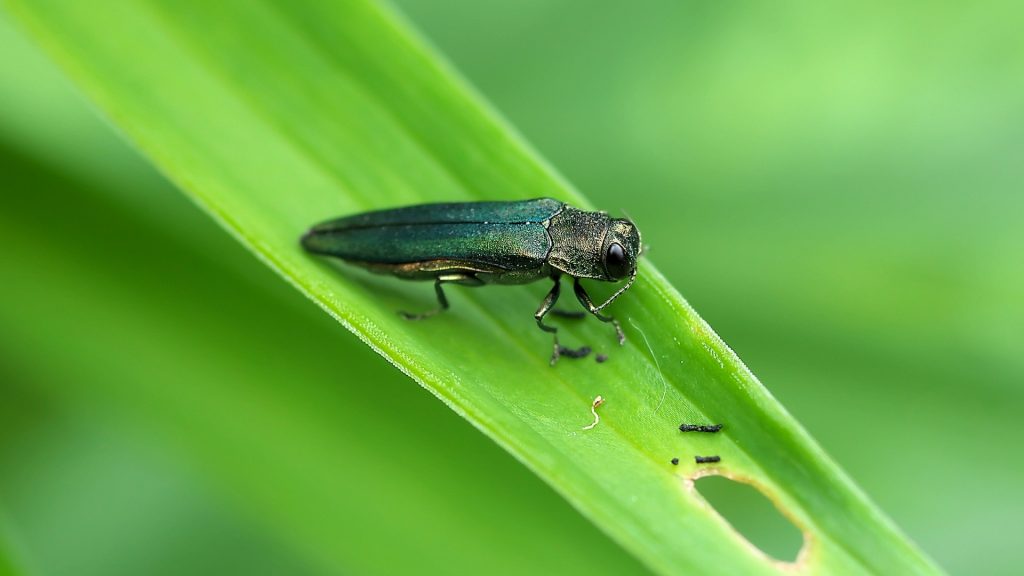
[573,278,626,345]
[399,274,480,320]
[536,276,591,365]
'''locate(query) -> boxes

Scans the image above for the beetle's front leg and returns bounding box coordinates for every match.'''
[535,276,590,365]
[573,278,626,345]
[535,277,564,365]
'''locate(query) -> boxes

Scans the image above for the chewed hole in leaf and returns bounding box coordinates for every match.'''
[694,474,806,564]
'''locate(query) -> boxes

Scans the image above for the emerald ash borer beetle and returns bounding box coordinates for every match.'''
[301,198,641,364]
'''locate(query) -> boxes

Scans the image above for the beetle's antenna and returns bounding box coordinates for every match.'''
[595,267,637,312]
[621,208,648,259]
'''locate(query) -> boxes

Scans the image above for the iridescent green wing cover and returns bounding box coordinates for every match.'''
[303,198,564,271]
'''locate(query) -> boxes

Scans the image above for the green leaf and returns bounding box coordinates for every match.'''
[5,0,940,573]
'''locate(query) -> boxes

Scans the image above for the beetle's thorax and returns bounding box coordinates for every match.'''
[545,206,612,280]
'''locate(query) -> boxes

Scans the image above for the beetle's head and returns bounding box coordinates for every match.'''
[546,207,642,285]
[601,218,641,282]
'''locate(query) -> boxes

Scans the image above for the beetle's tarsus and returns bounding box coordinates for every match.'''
[399,309,441,320]
[550,309,586,319]
[548,337,592,366]
[558,344,592,359]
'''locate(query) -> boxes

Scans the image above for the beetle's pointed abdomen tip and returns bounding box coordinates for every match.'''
[300,228,324,253]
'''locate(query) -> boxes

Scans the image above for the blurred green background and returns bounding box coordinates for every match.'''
[1,1,1021,575]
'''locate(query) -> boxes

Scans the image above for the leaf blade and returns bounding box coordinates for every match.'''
[4,0,941,573]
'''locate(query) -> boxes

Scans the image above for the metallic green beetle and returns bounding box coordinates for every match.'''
[301,198,641,364]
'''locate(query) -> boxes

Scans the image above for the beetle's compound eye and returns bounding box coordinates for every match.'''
[605,242,629,280]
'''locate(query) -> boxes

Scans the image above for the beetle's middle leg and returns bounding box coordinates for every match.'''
[400,274,480,320]
[573,278,626,345]
[536,276,591,365]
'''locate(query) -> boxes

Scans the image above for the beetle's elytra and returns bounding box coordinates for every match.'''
[301,198,641,364]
